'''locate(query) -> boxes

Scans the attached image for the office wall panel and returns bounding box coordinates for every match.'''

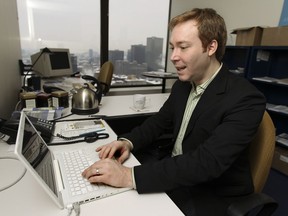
[166,0,284,77]
[0,0,22,119]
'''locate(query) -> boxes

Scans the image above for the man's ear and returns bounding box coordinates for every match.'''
[207,40,218,57]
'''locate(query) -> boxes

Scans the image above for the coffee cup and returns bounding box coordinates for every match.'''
[133,94,146,110]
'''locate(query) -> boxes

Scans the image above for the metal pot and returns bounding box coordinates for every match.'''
[71,75,102,115]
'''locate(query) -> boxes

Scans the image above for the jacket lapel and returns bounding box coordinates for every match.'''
[184,66,229,137]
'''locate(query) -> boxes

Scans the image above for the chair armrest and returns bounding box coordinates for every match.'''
[227,193,278,216]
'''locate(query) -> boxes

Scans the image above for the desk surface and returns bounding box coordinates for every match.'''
[0,120,183,216]
[62,93,169,120]
[100,93,169,116]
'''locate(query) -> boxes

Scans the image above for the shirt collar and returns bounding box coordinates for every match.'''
[191,63,223,95]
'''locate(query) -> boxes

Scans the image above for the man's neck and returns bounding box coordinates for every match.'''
[193,60,221,86]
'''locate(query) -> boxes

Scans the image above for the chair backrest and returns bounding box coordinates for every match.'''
[97,61,114,95]
[249,111,276,193]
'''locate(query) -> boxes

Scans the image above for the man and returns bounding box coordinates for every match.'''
[82,8,266,215]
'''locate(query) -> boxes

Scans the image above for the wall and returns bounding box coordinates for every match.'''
[0,0,22,119]
[166,0,285,76]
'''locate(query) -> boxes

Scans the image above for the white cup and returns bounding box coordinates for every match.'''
[133,94,146,110]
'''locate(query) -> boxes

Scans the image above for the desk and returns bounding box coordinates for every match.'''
[64,93,169,118]
[99,93,169,116]
[142,72,178,93]
[63,93,169,135]
[0,120,183,216]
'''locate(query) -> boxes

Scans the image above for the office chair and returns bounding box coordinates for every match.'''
[97,61,114,95]
[227,111,278,216]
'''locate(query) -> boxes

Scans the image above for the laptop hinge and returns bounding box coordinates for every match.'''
[53,159,64,192]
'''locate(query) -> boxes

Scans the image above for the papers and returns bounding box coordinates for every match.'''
[266,103,288,115]
[57,119,105,136]
[22,107,63,120]
[252,76,288,86]
[276,133,288,147]
[277,78,288,85]
[252,76,279,83]
[51,119,106,143]
[144,71,172,76]
[129,106,150,112]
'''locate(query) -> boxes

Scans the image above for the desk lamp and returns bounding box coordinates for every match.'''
[20,47,53,91]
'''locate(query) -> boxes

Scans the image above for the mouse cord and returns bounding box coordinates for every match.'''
[0,157,27,192]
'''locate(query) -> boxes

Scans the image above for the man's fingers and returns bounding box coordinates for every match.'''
[117,151,129,163]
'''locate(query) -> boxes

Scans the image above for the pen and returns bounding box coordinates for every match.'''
[79,128,105,137]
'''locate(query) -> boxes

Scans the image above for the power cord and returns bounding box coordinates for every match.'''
[67,203,80,216]
[0,157,27,192]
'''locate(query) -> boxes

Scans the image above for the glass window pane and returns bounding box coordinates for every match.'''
[17,0,100,74]
[109,0,170,87]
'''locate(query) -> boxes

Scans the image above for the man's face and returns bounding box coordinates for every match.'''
[169,20,211,84]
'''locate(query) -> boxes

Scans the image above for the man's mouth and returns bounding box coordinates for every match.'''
[176,66,186,72]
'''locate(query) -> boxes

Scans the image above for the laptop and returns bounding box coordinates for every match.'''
[14,112,131,209]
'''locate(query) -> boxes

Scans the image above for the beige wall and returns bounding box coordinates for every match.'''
[167,0,285,74]
[0,0,22,119]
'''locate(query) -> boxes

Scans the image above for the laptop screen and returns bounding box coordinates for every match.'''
[17,113,58,196]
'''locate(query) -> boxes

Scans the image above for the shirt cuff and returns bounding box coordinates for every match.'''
[131,167,137,189]
[118,137,134,150]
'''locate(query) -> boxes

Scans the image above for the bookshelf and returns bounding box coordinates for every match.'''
[222,46,251,77]
[223,46,288,145]
[246,46,288,140]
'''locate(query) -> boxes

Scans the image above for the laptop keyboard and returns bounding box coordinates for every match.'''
[62,148,103,196]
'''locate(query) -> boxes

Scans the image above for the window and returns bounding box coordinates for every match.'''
[109,0,170,87]
[17,0,101,75]
[17,0,171,87]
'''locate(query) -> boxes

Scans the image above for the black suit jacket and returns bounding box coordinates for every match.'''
[123,65,266,197]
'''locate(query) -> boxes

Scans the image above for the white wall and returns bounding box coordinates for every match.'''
[0,0,22,119]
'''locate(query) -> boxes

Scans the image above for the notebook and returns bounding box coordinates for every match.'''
[14,112,131,209]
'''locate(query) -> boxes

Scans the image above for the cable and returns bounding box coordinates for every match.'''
[14,100,22,111]
[66,204,73,216]
[52,113,74,122]
[47,139,87,146]
[73,203,81,216]
[0,157,27,192]
[66,203,81,216]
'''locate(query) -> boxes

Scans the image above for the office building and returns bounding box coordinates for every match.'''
[146,37,164,71]
[130,44,146,64]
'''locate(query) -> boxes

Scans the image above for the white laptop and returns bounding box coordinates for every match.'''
[14,112,131,209]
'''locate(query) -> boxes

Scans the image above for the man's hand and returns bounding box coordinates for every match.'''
[82,158,133,188]
[96,140,132,164]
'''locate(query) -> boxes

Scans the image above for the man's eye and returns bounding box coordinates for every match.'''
[180,46,187,50]
[169,47,174,50]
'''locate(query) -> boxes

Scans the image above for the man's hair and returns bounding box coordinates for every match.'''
[169,8,227,62]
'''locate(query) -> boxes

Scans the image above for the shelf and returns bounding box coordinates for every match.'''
[266,103,288,115]
[251,76,288,87]
[276,133,288,148]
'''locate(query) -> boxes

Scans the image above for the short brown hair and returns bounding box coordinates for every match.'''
[169,8,227,61]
